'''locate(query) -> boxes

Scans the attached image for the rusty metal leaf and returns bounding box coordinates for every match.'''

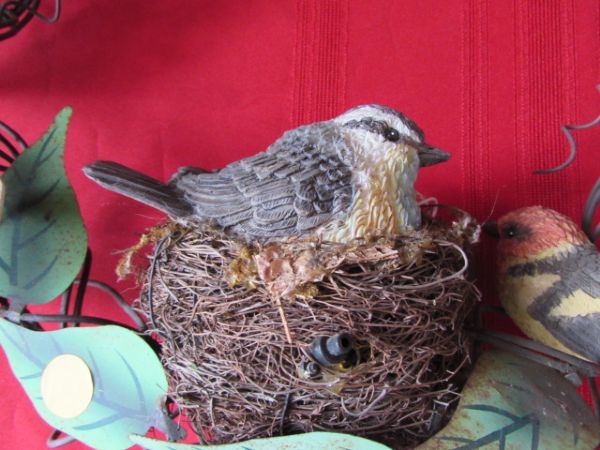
[417,350,600,450]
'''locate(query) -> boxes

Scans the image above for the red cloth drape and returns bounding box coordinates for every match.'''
[1,1,598,448]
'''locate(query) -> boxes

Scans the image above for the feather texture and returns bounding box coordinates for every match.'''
[169,122,353,239]
[82,162,192,217]
[525,245,600,361]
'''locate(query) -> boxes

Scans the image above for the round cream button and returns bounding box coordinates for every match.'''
[41,354,94,419]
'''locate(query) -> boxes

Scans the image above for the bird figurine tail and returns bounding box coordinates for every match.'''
[83,161,192,217]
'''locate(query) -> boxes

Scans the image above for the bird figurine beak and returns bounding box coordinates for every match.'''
[417,144,451,167]
[482,221,500,239]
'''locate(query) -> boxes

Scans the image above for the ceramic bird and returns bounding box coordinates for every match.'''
[84,104,449,243]
[485,206,600,362]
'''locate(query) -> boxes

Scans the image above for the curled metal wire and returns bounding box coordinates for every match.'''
[534,85,600,175]
[0,0,60,41]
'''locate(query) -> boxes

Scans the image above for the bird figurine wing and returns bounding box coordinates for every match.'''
[170,122,354,240]
[528,246,600,362]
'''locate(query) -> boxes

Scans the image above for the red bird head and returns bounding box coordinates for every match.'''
[484,206,590,266]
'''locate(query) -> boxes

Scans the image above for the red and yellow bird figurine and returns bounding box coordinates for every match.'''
[484,188,600,363]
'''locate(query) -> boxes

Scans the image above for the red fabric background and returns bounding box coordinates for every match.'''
[1,1,599,448]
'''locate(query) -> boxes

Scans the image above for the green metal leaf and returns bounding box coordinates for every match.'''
[0,319,169,449]
[0,107,87,304]
[416,350,600,450]
[129,431,392,450]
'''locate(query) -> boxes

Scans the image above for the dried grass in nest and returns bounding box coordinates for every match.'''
[134,211,481,449]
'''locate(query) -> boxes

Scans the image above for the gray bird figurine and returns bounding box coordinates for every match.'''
[84,104,449,243]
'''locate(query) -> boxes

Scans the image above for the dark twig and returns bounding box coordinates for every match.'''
[72,249,92,327]
[279,391,292,436]
[59,283,72,328]
[146,236,168,333]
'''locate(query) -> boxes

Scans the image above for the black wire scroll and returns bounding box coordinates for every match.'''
[533,115,600,175]
[0,119,26,168]
[0,0,60,41]
[528,87,599,243]
[534,86,600,175]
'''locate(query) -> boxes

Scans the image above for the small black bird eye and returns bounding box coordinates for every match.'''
[384,127,400,142]
[503,225,517,239]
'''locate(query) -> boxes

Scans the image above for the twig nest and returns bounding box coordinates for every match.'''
[136,210,480,448]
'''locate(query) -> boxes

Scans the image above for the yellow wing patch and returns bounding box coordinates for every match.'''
[499,272,581,357]
[550,289,600,318]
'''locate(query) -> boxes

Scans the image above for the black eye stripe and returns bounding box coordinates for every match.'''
[344,118,388,136]
[345,105,426,142]
[343,119,407,143]
[343,117,419,147]
[501,223,532,240]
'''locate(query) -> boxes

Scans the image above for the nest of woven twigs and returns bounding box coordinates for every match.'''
[134,209,481,448]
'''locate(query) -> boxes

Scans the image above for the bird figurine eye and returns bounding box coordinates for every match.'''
[503,224,518,239]
[384,127,400,142]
